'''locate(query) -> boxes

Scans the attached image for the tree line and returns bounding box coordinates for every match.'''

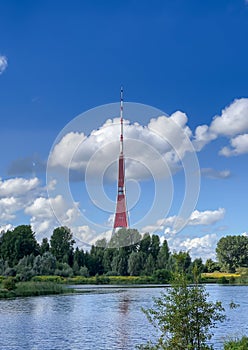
[0,225,248,281]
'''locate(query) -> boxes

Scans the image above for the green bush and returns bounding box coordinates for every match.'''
[32,275,64,283]
[224,336,248,349]
[152,269,171,283]
[14,282,65,297]
[218,276,229,284]
[3,277,16,291]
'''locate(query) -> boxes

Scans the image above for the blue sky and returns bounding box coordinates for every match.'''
[0,0,248,260]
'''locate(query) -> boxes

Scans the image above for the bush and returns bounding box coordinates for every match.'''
[3,267,16,277]
[224,336,248,349]
[152,269,171,283]
[138,272,225,350]
[32,275,64,283]
[79,266,89,277]
[3,277,16,291]
[218,276,229,284]
[95,275,110,284]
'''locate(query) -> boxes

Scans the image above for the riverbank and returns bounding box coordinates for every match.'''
[1,272,246,299]
[33,272,244,285]
[0,280,73,299]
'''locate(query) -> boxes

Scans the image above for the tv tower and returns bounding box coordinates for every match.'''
[113,87,129,231]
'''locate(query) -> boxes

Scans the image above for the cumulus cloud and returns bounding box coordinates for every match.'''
[201,168,231,179]
[167,233,218,261]
[188,208,225,226]
[0,177,59,232]
[0,177,41,224]
[48,113,195,182]
[194,98,248,153]
[141,208,225,235]
[0,55,7,74]
[219,133,248,156]
[0,224,13,233]
[25,195,80,235]
[0,177,40,197]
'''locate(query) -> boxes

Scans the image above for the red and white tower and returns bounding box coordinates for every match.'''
[113,87,129,231]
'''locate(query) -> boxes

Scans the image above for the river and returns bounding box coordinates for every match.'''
[0,284,247,350]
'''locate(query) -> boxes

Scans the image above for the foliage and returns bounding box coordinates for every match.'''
[216,235,248,272]
[152,269,171,283]
[3,277,16,290]
[138,272,225,350]
[224,336,248,350]
[32,275,64,283]
[2,225,248,287]
[0,225,39,266]
[204,259,220,273]
[55,262,73,277]
[128,251,144,276]
[50,226,75,265]
[40,238,50,255]
[109,228,142,248]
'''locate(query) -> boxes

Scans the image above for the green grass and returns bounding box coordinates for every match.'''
[0,280,71,299]
[32,275,156,285]
[201,272,240,284]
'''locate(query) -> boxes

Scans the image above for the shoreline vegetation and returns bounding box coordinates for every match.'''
[0,271,246,300]
[1,225,248,300]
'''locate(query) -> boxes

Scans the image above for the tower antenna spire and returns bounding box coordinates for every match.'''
[113,87,129,231]
[120,86,124,154]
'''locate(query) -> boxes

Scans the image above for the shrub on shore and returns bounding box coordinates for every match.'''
[224,336,248,349]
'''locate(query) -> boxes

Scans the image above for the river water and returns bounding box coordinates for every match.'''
[0,284,247,350]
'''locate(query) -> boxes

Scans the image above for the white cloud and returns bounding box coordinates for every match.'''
[25,195,80,235]
[0,177,41,224]
[49,132,87,169]
[142,216,177,234]
[188,208,225,226]
[0,177,40,197]
[141,208,225,235]
[219,133,248,156]
[0,197,20,221]
[48,113,195,181]
[201,168,231,179]
[0,224,13,233]
[167,233,218,261]
[0,55,7,74]
[194,98,248,153]
[210,99,248,137]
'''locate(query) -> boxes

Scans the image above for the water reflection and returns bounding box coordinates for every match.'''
[0,285,248,350]
[119,292,130,315]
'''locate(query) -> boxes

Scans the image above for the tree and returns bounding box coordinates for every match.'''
[111,248,128,276]
[103,248,115,273]
[191,258,204,274]
[150,235,160,261]
[0,225,39,266]
[88,245,104,275]
[216,235,248,272]
[157,239,170,269]
[139,272,225,350]
[50,226,75,266]
[204,259,220,273]
[139,233,151,256]
[109,228,141,248]
[74,247,85,268]
[128,251,144,276]
[143,254,155,276]
[40,238,50,255]
[33,252,56,275]
[172,251,192,274]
